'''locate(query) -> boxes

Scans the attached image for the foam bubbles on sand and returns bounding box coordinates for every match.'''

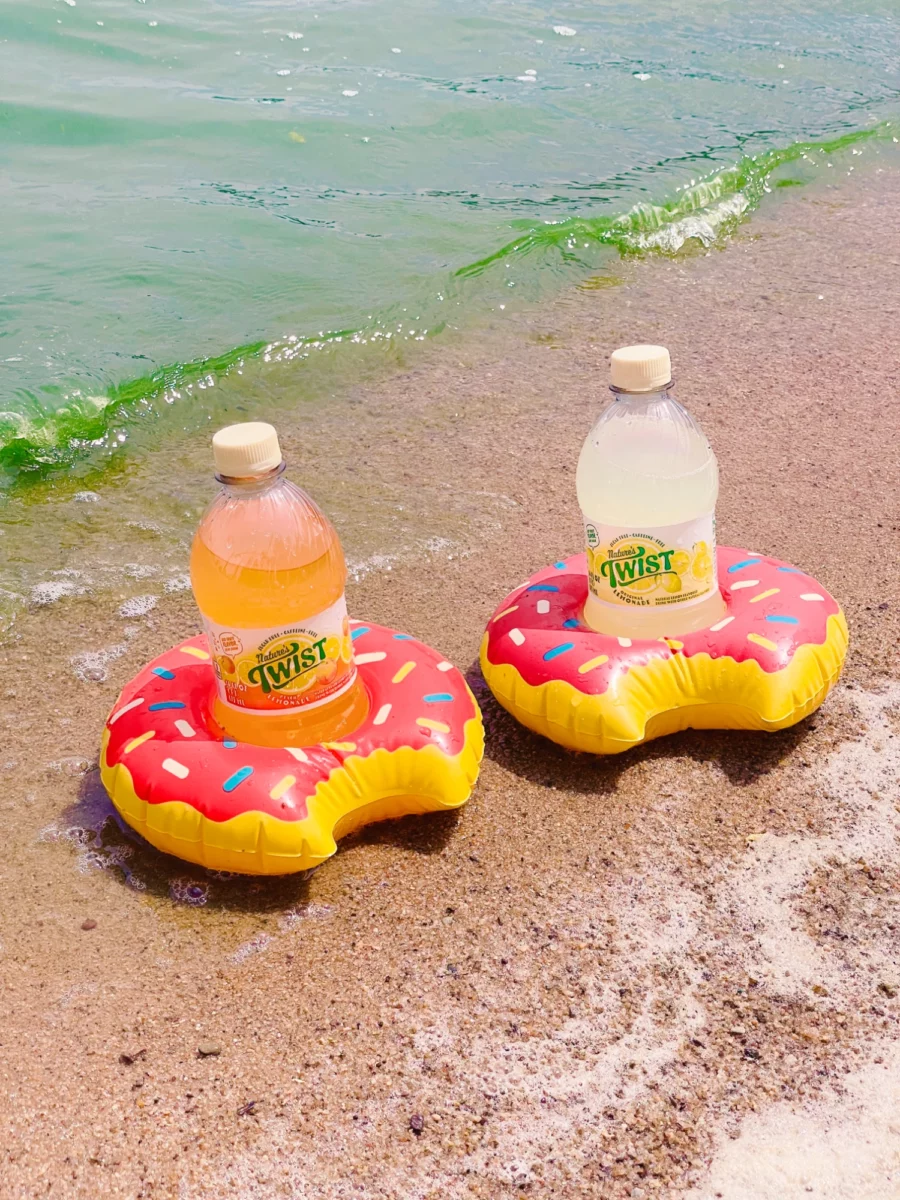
[118,594,157,617]
[553,25,576,35]
[31,571,89,606]
[70,643,127,682]
[699,1043,900,1199]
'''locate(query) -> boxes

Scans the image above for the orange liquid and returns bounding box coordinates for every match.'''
[190,475,368,747]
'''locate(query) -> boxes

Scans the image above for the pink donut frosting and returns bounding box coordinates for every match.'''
[484,547,841,694]
[104,623,477,825]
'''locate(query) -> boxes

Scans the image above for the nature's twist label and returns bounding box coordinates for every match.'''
[584,515,716,609]
[203,595,357,713]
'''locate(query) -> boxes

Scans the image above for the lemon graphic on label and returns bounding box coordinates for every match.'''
[628,575,658,595]
[691,541,713,581]
[670,550,691,576]
[663,572,683,594]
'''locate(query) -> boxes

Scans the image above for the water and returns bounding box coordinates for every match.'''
[1,0,899,623]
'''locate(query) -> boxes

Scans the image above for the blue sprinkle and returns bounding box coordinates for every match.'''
[148,701,186,712]
[222,766,253,793]
[393,633,413,641]
[528,584,560,593]
[727,558,762,574]
[424,692,454,703]
[350,626,370,640]
[543,642,575,662]
[152,666,175,680]
[777,567,803,574]
[766,614,800,625]
[563,618,580,629]
[554,561,567,570]
[223,740,238,749]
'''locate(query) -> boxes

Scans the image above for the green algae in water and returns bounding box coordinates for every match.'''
[2,0,900,479]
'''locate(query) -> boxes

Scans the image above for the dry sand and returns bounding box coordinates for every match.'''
[1,165,899,1198]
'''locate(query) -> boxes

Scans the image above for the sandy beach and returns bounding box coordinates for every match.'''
[1,164,899,1198]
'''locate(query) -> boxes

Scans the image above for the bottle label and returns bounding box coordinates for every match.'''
[583,514,717,609]
[202,595,357,713]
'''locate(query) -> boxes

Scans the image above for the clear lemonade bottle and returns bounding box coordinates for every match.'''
[190,422,369,747]
[576,345,726,639]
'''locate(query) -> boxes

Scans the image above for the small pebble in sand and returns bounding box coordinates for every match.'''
[81,918,97,931]
[409,1113,425,1135]
[877,979,898,998]
[119,1049,146,1066]
[197,1042,222,1058]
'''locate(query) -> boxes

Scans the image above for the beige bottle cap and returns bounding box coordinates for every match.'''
[212,422,282,478]
[609,344,672,393]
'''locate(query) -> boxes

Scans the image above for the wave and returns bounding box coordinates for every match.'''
[1,123,893,477]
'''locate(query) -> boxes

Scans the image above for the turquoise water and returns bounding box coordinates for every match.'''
[2,0,899,478]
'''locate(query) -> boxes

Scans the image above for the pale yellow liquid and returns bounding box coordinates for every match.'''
[190,477,368,747]
[576,388,726,638]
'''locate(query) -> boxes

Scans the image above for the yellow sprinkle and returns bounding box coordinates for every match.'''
[578,654,609,674]
[179,645,210,660]
[749,588,780,604]
[124,730,155,754]
[289,131,306,143]
[323,741,357,752]
[416,718,451,734]
[269,774,296,801]
[664,639,684,651]
[747,633,778,652]
[392,661,416,684]
[493,605,519,622]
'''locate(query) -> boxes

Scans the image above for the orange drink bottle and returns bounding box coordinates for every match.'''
[190,422,368,747]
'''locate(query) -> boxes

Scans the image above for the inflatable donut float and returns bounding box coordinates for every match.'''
[101,623,483,875]
[481,546,848,755]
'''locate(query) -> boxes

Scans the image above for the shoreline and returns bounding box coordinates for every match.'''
[2,165,899,1197]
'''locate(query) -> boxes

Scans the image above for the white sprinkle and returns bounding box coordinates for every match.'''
[436,661,454,672]
[373,703,392,726]
[509,628,526,647]
[731,579,760,591]
[355,651,387,665]
[109,698,144,725]
[342,89,359,97]
[162,758,189,780]
[710,616,736,633]
[617,637,632,648]
[285,747,310,762]
[553,25,576,36]
[536,599,551,614]
[175,720,196,739]
[800,593,825,602]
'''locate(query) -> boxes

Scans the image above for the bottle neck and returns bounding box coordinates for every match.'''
[609,383,674,404]
[216,460,286,497]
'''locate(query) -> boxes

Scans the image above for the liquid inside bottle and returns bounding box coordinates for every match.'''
[576,345,726,639]
[190,422,369,747]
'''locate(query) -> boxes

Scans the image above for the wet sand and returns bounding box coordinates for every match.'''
[2,166,900,1198]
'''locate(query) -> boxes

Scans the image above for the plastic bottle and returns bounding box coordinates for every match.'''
[190,422,368,747]
[576,345,726,638]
